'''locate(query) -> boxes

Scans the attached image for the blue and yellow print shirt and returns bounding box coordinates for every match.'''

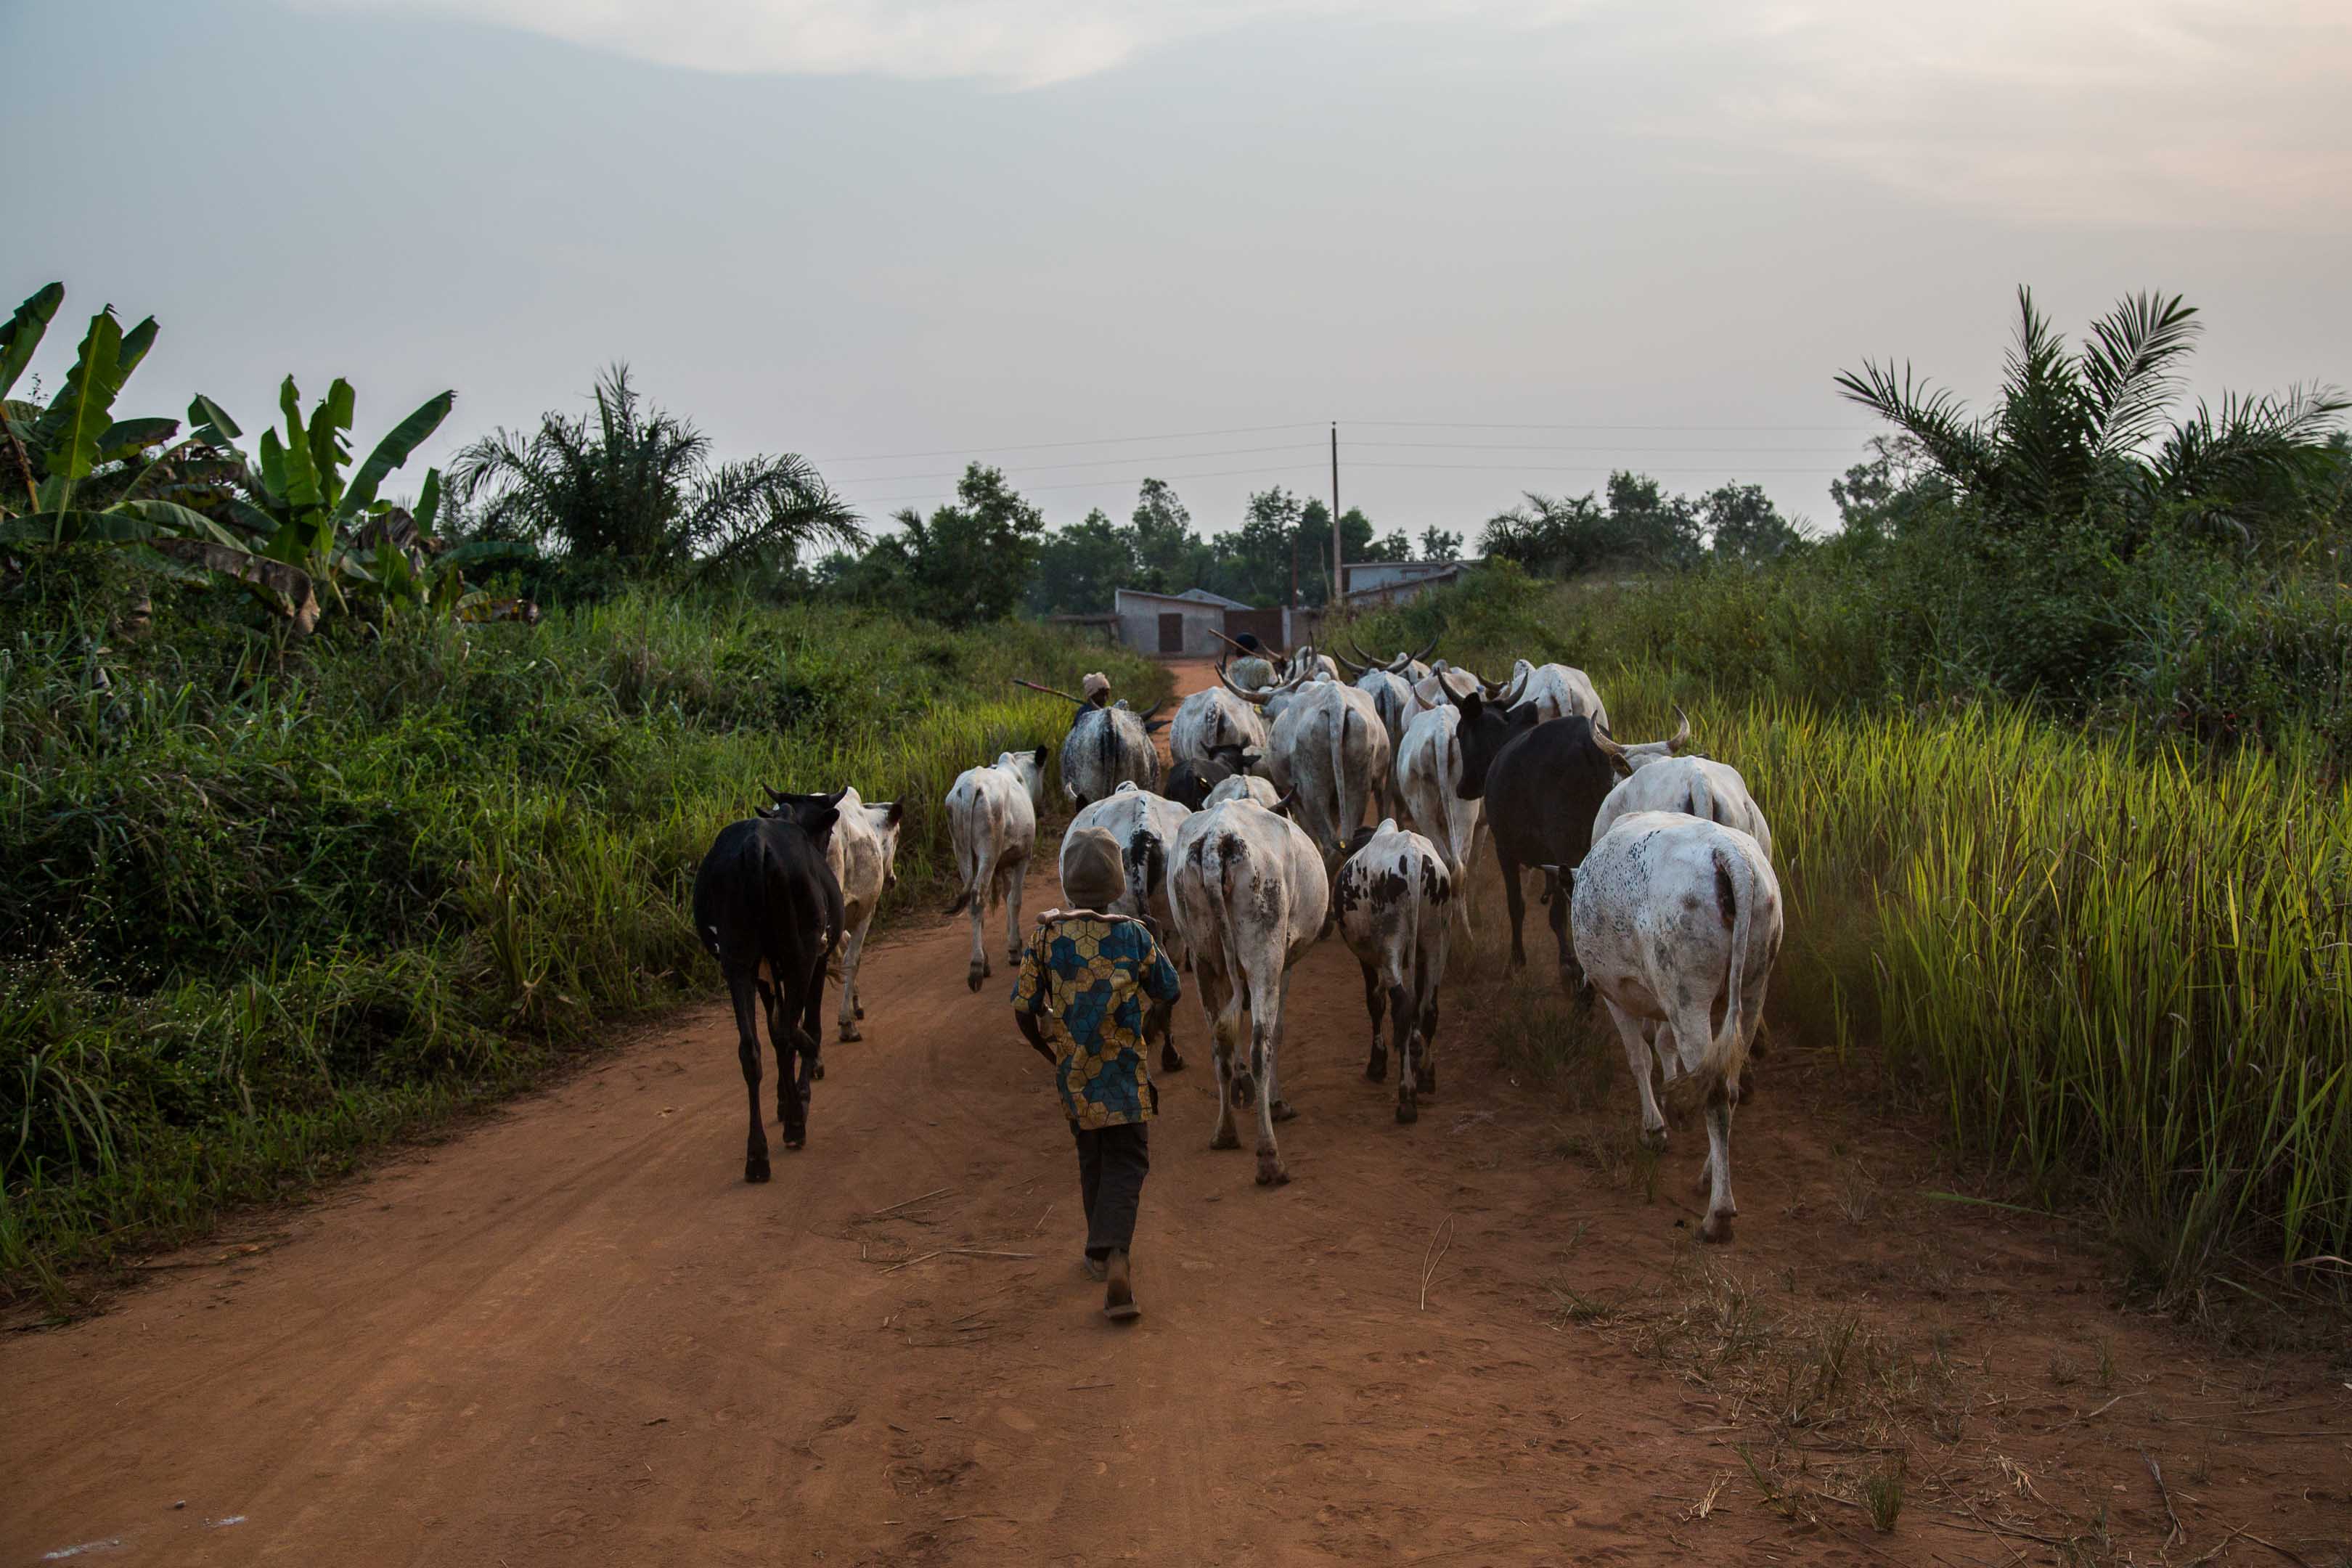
[1010,915,1182,1129]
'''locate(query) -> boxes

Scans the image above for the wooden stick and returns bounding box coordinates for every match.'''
[1418,1216,1455,1310]
[1013,677,1088,706]
[2143,1451,2186,1548]
[880,1251,941,1274]
[871,1185,952,1217]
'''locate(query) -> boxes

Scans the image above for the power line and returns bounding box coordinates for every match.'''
[1347,460,1842,475]
[844,461,1317,508]
[1346,418,1877,432]
[829,441,1321,490]
[1344,438,1867,454]
[814,420,1322,465]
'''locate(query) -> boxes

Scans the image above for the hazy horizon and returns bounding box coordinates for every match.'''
[7,0,2348,546]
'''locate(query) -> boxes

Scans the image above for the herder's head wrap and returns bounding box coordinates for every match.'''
[1080,671,1111,705]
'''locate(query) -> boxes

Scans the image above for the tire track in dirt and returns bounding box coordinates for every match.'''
[4,659,2347,1567]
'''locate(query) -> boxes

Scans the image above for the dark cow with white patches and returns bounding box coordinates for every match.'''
[693,807,844,1179]
[1062,699,1165,809]
[1169,796,1328,1185]
[1335,820,1454,1124]
[1570,810,1782,1243]
[1449,693,1635,981]
[1165,742,1258,812]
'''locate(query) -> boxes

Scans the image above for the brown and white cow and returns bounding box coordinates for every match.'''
[1335,820,1454,1124]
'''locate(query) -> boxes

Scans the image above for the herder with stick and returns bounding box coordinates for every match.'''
[1010,827,1180,1322]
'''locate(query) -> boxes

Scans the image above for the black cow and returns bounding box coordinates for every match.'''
[692,807,845,1181]
[1165,743,1255,811]
[1449,692,1632,982]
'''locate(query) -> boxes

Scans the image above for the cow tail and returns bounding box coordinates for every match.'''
[1707,841,1754,1097]
[1328,703,1360,843]
[1685,768,1720,830]
[1200,839,1250,1063]
[944,795,981,916]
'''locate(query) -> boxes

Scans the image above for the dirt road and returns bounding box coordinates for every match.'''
[6,660,2347,1567]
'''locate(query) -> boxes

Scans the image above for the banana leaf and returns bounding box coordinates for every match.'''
[1,282,63,401]
[309,377,355,505]
[99,417,180,463]
[28,309,125,489]
[340,390,453,520]
[148,536,319,634]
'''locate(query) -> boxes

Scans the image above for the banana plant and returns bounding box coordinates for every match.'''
[201,373,458,618]
[2,283,326,628]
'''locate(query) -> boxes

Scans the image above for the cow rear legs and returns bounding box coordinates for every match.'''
[730,974,770,1183]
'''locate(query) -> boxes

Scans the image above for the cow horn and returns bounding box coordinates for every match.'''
[1590,721,1630,769]
[1270,790,1298,817]
[1333,642,1370,675]
[1219,664,1291,706]
[1667,705,1693,752]
[1412,634,1439,666]
[1495,662,1532,706]
[1383,648,1413,673]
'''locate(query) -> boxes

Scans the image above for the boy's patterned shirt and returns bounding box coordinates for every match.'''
[1010,914,1182,1129]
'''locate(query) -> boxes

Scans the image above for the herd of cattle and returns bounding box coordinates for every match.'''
[693,637,1782,1244]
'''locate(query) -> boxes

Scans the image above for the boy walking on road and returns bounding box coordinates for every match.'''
[1010,827,1181,1322]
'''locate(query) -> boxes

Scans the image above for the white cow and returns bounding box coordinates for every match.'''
[1569,811,1782,1244]
[1204,772,1284,810]
[1352,667,1417,761]
[1064,783,1194,966]
[1065,783,1196,1073]
[1061,701,1163,808]
[1335,821,1455,1124]
[1392,703,1483,928]
[1267,678,1390,876]
[1169,682,1269,767]
[791,787,904,1042]
[944,748,1049,993]
[1593,754,1772,860]
[1169,796,1329,1185]
[1489,658,1609,727]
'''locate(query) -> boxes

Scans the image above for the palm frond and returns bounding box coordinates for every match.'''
[2081,291,2199,460]
[1833,359,1999,496]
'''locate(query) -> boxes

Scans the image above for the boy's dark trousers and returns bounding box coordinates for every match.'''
[1072,1122,1149,1259]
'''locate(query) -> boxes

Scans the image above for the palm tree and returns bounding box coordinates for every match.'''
[1836,288,2346,547]
[448,365,865,576]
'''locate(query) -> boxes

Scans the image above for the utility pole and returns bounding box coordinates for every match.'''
[1330,422,1343,616]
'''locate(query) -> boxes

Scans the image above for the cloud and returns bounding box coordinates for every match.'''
[1669,0,2352,225]
[299,0,2352,221]
[292,0,1587,87]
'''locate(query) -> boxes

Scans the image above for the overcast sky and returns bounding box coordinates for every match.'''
[7,0,2349,542]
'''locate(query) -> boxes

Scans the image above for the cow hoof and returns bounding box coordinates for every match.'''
[1639,1124,1668,1153]
[783,1134,805,1152]
[1254,1154,1291,1187]
[1699,1210,1734,1245]
[1209,1127,1241,1151]
[1270,1098,1298,1123]
[1365,1048,1388,1084]
[838,1023,861,1044]
[1415,1066,1437,1097]
[1395,1096,1418,1126]
[966,968,985,993]
[1160,1047,1187,1074]
[746,1159,772,1183]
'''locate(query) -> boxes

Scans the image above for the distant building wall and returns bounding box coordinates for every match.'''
[1111,589,1230,656]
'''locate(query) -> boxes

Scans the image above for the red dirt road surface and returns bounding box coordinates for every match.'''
[5,661,2348,1566]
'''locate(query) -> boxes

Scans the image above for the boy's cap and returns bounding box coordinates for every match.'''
[1061,826,1126,912]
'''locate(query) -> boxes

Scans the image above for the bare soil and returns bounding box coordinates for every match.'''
[4,658,2346,1567]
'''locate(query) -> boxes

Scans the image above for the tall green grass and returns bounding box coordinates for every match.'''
[1,552,1161,1295]
[1350,581,2352,1295]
